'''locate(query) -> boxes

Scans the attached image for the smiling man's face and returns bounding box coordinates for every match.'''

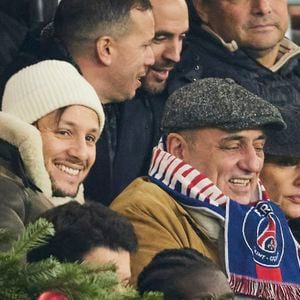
[142,0,188,94]
[195,0,288,59]
[171,128,266,204]
[38,105,100,197]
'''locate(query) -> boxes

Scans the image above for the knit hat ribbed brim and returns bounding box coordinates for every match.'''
[162,78,286,133]
[2,60,105,134]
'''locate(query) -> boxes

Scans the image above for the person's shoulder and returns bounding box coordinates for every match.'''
[0,170,29,218]
[0,170,52,223]
[110,177,175,212]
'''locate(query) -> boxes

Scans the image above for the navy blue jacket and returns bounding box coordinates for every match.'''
[169,26,300,107]
[84,91,165,205]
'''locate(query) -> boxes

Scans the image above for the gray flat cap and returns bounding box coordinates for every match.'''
[162,78,286,133]
[265,106,300,158]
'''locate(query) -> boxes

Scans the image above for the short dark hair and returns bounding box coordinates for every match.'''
[27,202,137,263]
[137,248,224,299]
[53,0,152,55]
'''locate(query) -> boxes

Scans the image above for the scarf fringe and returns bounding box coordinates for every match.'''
[230,274,300,300]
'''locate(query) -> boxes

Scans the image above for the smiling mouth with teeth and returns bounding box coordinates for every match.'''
[229,178,251,186]
[56,164,80,176]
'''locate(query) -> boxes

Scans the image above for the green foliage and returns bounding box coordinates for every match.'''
[0,219,163,300]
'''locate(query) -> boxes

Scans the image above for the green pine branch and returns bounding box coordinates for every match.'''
[0,219,162,300]
[10,218,55,259]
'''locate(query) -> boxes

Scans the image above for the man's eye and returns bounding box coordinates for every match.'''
[58,130,70,136]
[255,147,264,152]
[254,142,265,153]
[179,33,186,41]
[86,135,96,143]
[221,145,239,150]
[154,35,166,43]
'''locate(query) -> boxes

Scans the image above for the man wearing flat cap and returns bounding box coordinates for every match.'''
[111,78,300,298]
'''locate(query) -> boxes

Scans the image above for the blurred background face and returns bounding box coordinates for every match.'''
[196,0,288,56]
[175,270,233,300]
[83,247,131,286]
[261,158,300,219]
[142,0,189,94]
[38,105,100,197]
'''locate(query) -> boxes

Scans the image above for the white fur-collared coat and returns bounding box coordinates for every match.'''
[0,112,83,250]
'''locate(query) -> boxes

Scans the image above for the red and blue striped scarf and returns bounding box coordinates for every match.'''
[148,140,300,299]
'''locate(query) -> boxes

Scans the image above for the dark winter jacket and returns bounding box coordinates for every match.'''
[168,25,300,107]
[84,90,166,205]
[0,113,53,251]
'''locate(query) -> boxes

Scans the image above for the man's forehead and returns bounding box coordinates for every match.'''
[218,128,266,141]
[151,0,188,29]
[191,127,265,140]
[127,7,154,36]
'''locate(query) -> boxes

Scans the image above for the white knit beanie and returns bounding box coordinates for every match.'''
[2,60,105,134]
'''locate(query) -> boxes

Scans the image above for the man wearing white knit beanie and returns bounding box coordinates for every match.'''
[0,60,105,251]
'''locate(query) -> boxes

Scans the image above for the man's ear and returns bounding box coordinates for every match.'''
[166,133,189,160]
[96,36,114,66]
[192,0,209,24]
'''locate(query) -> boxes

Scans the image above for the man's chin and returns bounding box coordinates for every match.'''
[142,78,166,94]
[52,185,79,198]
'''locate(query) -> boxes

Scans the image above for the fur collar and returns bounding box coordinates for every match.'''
[0,112,84,206]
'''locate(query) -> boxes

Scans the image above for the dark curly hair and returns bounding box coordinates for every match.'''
[27,201,137,263]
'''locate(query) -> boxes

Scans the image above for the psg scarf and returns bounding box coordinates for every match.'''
[148,140,300,299]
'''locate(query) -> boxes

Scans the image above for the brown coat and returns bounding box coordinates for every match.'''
[110,177,220,285]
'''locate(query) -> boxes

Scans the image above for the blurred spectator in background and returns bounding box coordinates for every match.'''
[0,0,58,28]
[0,0,58,73]
[138,248,233,300]
[28,202,138,286]
[169,0,300,107]
[261,107,300,219]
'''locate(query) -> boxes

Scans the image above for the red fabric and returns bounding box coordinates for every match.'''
[256,264,282,281]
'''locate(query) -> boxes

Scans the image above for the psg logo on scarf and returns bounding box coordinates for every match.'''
[227,200,300,299]
[243,202,284,271]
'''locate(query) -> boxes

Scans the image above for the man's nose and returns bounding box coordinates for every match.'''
[67,138,89,161]
[163,39,182,64]
[238,146,263,173]
[145,45,155,66]
[252,0,272,15]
